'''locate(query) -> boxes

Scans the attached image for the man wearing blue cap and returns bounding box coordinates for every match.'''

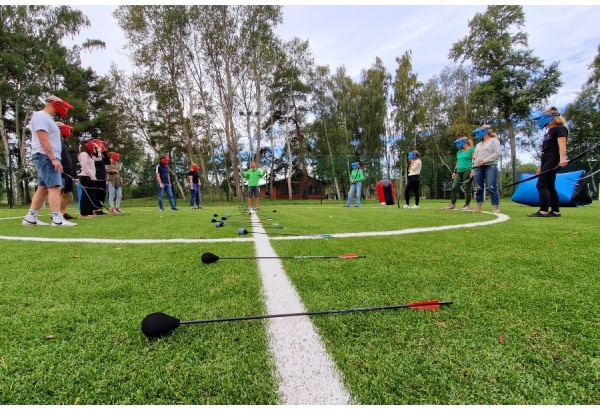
[344,161,364,208]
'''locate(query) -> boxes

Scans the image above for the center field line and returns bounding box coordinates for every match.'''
[250,212,351,405]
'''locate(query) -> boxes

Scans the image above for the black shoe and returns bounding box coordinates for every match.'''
[549,211,562,217]
[63,213,75,220]
[527,211,550,217]
[94,210,107,216]
[171,207,179,211]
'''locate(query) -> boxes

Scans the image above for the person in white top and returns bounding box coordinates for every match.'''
[22,95,77,227]
[470,125,501,213]
[403,150,422,209]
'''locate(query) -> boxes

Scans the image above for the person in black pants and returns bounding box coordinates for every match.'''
[56,122,76,219]
[403,150,422,209]
[92,139,110,215]
[528,107,569,217]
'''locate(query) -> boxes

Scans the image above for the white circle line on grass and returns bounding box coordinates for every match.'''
[0,212,508,244]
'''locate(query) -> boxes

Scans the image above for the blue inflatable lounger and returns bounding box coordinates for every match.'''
[511,170,593,207]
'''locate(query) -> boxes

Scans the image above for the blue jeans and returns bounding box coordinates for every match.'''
[346,181,362,207]
[157,183,176,210]
[474,165,499,206]
[32,152,61,188]
[190,183,200,207]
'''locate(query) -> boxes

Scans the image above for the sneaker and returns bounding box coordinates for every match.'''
[159,208,164,212]
[343,205,350,207]
[110,208,119,214]
[444,204,456,210]
[52,218,77,226]
[493,206,500,214]
[473,205,483,213]
[402,204,410,209]
[171,207,179,211]
[22,217,49,226]
[411,205,420,209]
[63,213,75,220]
[197,206,202,210]
[94,210,107,216]
[191,206,195,210]
[460,205,471,211]
[116,208,122,213]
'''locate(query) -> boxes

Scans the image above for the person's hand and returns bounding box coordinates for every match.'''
[535,168,541,175]
[159,182,163,188]
[51,158,62,172]
[470,172,474,178]
[451,172,456,180]
[559,158,568,168]
[478,160,485,166]
[91,176,97,181]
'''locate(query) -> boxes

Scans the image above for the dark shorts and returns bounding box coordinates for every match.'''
[248,186,260,198]
[61,175,74,193]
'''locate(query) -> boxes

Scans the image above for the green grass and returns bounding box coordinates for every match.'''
[1,198,599,404]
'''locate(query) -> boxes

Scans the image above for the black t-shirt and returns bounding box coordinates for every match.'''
[188,170,199,184]
[60,139,73,176]
[542,125,568,154]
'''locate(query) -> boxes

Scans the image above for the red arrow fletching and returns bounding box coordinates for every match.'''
[407,300,441,310]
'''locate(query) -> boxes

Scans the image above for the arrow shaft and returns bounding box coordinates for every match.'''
[180,301,452,325]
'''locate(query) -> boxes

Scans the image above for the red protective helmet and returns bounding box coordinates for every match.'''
[160,156,169,165]
[191,163,199,172]
[57,123,74,139]
[83,141,96,155]
[46,98,73,119]
[109,151,121,162]
[92,139,106,152]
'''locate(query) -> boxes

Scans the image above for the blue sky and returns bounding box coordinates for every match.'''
[69,4,600,111]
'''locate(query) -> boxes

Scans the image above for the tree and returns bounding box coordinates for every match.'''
[449,5,562,189]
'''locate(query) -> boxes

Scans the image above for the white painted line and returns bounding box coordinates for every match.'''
[250,213,351,405]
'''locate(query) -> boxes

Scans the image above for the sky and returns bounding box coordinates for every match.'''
[67,4,600,112]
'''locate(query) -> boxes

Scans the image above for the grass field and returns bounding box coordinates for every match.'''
[0,198,598,404]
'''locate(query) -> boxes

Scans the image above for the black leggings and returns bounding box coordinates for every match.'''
[536,153,560,212]
[405,175,420,205]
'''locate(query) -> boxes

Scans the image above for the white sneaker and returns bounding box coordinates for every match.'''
[51,218,77,227]
[402,204,410,209]
[22,217,49,226]
[411,205,420,209]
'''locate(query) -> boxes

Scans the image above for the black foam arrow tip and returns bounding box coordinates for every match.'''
[221,216,227,220]
[211,219,217,223]
[201,252,219,264]
[141,312,181,338]
[213,213,218,217]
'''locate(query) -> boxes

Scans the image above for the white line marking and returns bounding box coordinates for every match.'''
[0,212,508,244]
[250,212,351,405]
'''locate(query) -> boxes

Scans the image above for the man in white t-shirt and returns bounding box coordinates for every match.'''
[22,95,77,227]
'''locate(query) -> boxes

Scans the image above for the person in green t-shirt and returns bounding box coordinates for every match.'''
[241,162,266,210]
[444,137,475,210]
[344,161,365,208]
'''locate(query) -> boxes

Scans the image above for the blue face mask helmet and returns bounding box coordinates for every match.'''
[472,127,488,142]
[454,138,467,150]
[407,152,417,161]
[530,108,560,129]
[351,162,359,170]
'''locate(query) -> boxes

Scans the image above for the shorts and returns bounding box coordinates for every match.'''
[61,175,74,193]
[32,152,61,188]
[248,186,260,198]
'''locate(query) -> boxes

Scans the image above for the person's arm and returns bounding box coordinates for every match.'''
[558,136,568,167]
[188,173,193,187]
[37,130,63,172]
[156,167,163,187]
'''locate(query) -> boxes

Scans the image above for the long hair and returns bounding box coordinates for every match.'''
[481,124,497,138]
